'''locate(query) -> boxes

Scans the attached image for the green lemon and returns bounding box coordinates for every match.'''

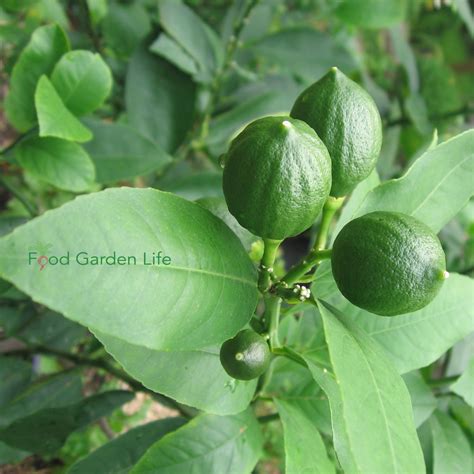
[222,116,331,240]
[291,67,382,197]
[331,211,447,316]
[219,329,271,380]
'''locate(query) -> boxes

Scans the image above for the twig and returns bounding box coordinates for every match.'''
[9,346,195,418]
[258,413,280,424]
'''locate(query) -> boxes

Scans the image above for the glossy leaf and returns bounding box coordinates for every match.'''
[16,137,95,192]
[125,43,196,152]
[83,119,172,183]
[131,410,262,474]
[354,130,474,233]
[68,418,187,474]
[51,50,112,116]
[35,76,93,142]
[0,391,133,454]
[430,410,472,474]
[451,357,474,407]
[304,301,425,473]
[274,398,335,474]
[5,24,70,131]
[345,273,474,373]
[0,188,258,351]
[96,331,257,415]
[403,372,437,427]
[0,357,32,407]
[336,0,407,28]
[158,0,223,83]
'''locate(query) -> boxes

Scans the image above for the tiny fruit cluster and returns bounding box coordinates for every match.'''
[219,67,447,381]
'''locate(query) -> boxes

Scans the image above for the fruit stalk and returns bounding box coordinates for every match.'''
[313,196,345,250]
[258,238,281,292]
[264,294,281,349]
[280,248,332,286]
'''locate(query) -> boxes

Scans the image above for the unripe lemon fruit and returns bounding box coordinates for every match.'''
[291,67,382,197]
[331,211,447,316]
[222,116,331,240]
[220,329,270,380]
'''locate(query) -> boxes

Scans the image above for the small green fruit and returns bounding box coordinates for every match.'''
[291,67,382,197]
[331,211,447,316]
[220,329,271,380]
[222,116,332,240]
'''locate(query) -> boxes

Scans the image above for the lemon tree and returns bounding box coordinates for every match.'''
[0,2,473,473]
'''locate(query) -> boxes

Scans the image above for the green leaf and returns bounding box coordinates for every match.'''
[0,372,82,429]
[0,391,133,454]
[451,358,474,407]
[15,309,86,352]
[304,300,425,473]
[335,0,407,29]
[160,171,223,201]
[68,418,187,474]
[0,217,29,237]
[253,28,355,83]
[102,0,151,57]
[0,188,258,351]
[403,372,437,428]
[0,357,32,407]
[35,76,93,143]
[5,24,70,131]
[0,441,29,465]
[82,119,172,183]
[51,50,112,116]
[158,0,223,83]
[95,331,257,415]
[345,273,474,373]
[125,43,196,152]
[354,130,474,233]
[274,398,335,474]
[196,197,257,251]
[131,410,262,474]
[430,410,473,474]
[150,33,199,78]
[86,0,107,25]
[0,305,33,337]
[16,137,95,192]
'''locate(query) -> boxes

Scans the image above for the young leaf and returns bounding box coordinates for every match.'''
[68,418,187,474]
[354,130,474,233]
[158,0,223,83]
[83,119,172,183]
[304,300,425,473]
[16,137,95,192]
[95,330,257,415]
[51,50,112,116]
[130,410,262,474]
[0,188,258,351]
[35,76,93,142]
[451,358,474,407]
[430,410,473,474]
[0,391,133,454]
[274,398,335,474]
[5,24,70,131]
[125,43,196,152]
[343,273,474,373]
[0,357,32,407]
[403,372,437,427]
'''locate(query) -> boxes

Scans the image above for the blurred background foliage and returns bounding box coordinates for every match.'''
[0,0,473,472]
